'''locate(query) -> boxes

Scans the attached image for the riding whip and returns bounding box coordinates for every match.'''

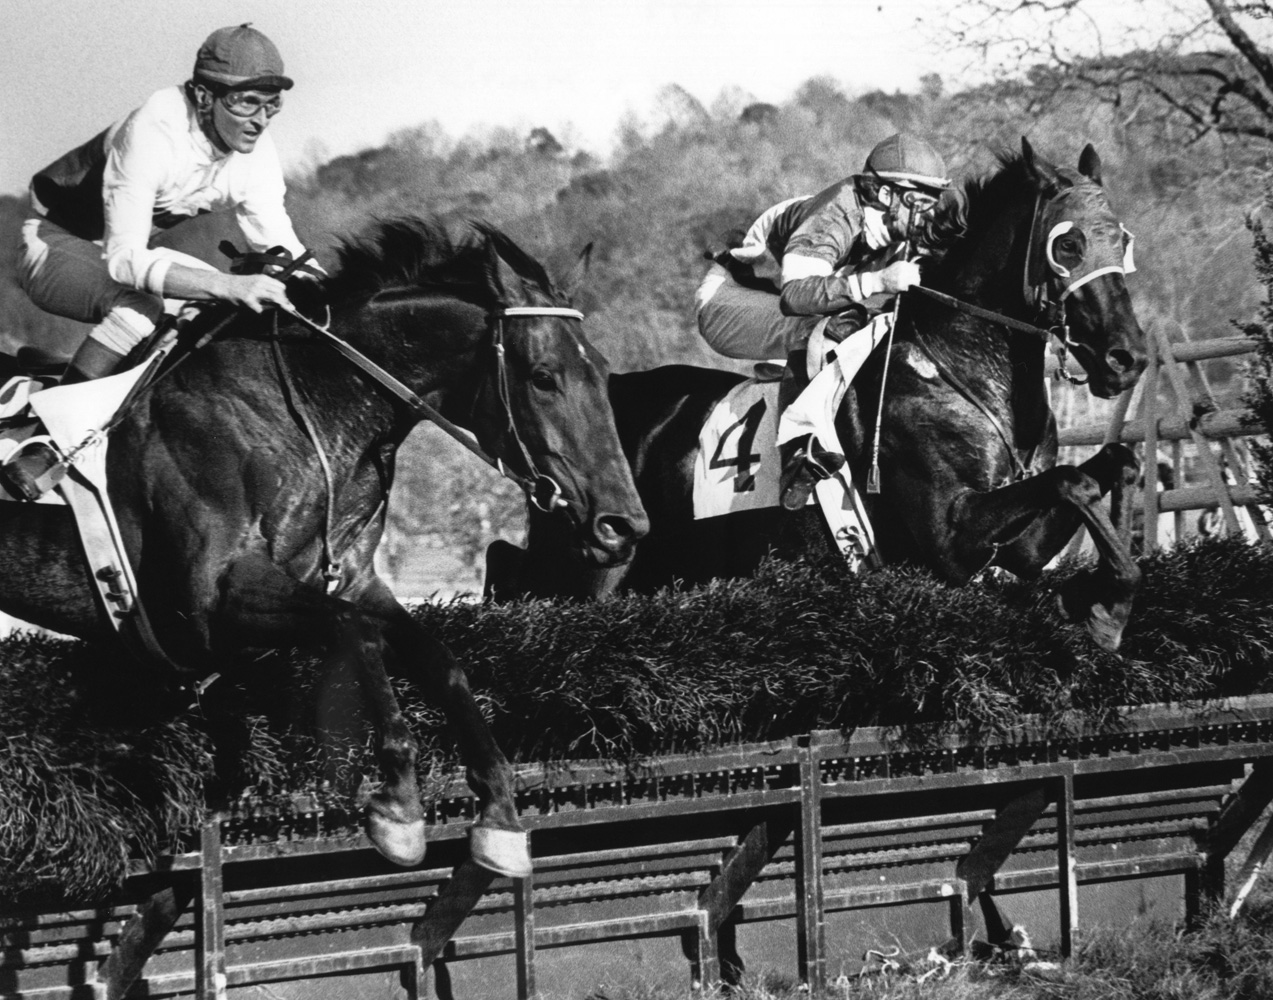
[866,245,909,494]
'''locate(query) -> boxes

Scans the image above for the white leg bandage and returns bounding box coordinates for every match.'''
[88,305,157,356]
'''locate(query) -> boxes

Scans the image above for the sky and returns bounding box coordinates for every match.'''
[0,0,985,195]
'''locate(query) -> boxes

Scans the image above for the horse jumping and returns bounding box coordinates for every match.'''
[488,140,1146,651]
[0,217,648,877]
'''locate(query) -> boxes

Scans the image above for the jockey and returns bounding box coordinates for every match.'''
[695,132,950,510]
[1,24,307,501]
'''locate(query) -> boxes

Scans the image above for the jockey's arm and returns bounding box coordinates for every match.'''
[160,262,291,313]
[778,253,920,317]
[101,107,296,314]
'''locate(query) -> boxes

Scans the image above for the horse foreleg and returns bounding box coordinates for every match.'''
[992,445,1139,575]
[369,585,530,878]
[217,557,426,867]
[945,448,1141,651]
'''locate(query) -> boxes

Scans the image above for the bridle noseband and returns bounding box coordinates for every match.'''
[1019,185,1137,384]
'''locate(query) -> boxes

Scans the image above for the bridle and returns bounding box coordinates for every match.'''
[279,301,581,515]
[910,181,1137,387]
[270,299,584,594]
[896,182,1137,483]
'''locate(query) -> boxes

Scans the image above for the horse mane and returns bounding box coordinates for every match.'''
[320,216,559,307]
[917,151,1036,266]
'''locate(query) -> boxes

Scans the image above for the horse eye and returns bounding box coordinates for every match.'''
[531,370,558,391]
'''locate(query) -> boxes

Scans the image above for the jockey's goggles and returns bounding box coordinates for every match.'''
[220,91,283,119]
[898,188,940,213]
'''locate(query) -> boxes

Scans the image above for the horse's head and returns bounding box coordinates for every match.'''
[470,226,648,567]
[1021,137,1147,398]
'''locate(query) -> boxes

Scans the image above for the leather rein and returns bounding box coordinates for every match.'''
[278,301,577,511]
[270,299,583,594]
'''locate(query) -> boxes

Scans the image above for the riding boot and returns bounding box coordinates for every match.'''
[778,435,846,511]
[0,440,62,501]
[776,347,845,510]
[0,339,123,500]
[60,338,127,386]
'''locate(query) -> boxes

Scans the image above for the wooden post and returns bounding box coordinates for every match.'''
[196,815,227,1000]
[697,811,796,989]
[1056,773,1079,957]
[794,738,825,994]
[1140,343,1161,553]
[1152,328,1242,536]
[514,871,536,999]
[1172,439,1186,542]
[411,860,496,973]
[1229,812,1273,918]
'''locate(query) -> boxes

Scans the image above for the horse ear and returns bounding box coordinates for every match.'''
[1021,136,1060,189]
[487,243,528,307]
[1078,144,1103,185]
[562,242,594,299]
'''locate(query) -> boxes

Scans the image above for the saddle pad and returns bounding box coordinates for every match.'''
[28,364,152,485]
[693,376,881,573]
[28,366,175,661]
[693,379,794,519]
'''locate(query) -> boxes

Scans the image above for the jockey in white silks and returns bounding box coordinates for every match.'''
[695,133,950,510]
[0,23,314,502]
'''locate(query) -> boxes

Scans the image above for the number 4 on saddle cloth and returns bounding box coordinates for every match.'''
[692,311,893,574]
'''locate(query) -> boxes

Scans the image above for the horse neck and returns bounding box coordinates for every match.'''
[327,292,492,432]
[920,196,1052,430]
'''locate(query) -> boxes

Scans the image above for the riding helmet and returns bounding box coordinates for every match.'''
[864,133,950,192]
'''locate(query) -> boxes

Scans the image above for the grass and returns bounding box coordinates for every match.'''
[575,892,1273,1000]
[2,536,1273,900]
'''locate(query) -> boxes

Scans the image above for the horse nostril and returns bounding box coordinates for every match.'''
[1106,349,1135,374]
[594,514,643,549]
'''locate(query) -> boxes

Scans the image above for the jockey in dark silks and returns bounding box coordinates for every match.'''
[1,24,312,501]
[696,133,950,509]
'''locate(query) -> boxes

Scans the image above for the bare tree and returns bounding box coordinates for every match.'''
[947,0,1273,146]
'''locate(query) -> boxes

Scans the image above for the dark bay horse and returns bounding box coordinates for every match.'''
[0,217,647,877]
[488,140,1148,651]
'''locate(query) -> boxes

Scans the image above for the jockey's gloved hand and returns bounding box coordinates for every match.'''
[862,260,921,296]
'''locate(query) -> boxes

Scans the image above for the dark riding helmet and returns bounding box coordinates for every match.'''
[193,23,293,91]
[863,133,950,195]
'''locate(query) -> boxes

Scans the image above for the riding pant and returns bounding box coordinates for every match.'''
[19,218,214,356]
[694,263,823,361]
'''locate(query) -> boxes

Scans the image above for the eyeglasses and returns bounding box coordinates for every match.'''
[220,91,283,119]
[899,189,940,212]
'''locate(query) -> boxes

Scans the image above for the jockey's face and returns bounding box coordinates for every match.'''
[193,83,282,155]
[879,185,940,244]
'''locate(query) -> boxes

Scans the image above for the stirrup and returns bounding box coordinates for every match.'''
[0,376,36,422]
[0,436,65,501]
[779,437,845,512]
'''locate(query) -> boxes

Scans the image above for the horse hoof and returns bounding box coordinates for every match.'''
[470,824,532,878]
[1086,603,1125,653]
[365,810,427,867]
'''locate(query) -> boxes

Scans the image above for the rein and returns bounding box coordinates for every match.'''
[276,301,579,515]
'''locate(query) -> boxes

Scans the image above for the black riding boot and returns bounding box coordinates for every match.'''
[0,339,127,501]
[60,337,127,385]
[777,348,846,510]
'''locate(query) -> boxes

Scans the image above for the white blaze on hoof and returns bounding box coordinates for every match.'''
[366,811,427,867]
[470,825,532,878]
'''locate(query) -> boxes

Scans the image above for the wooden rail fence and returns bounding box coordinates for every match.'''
[7,696,1273,999]
[1050,333,1268,553]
